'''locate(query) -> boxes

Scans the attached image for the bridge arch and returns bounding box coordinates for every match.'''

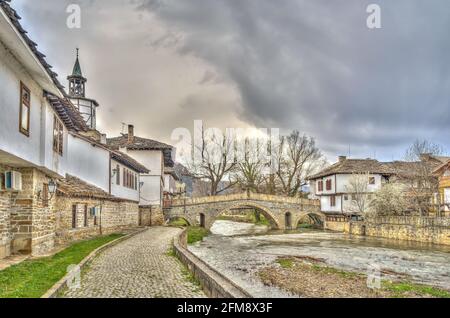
[294,212,325,229]
[213,202,282,230]
[167,216,193,227]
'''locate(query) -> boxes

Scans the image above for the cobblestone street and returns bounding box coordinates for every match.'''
[63,227,205,298]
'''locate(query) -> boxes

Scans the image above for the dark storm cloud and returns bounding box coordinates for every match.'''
[11,0,450,161]
[137,0,450,159]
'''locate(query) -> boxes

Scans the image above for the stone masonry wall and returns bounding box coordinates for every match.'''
[0,189,11,259]
[55,196,139,245]
[355,217,450,246]
[331,216,450,246]
[139,206,164,226]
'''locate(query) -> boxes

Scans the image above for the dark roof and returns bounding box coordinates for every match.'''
[57,175,115,200]
[309,155,448,180]
[308,159,393,180]
[57,175,138,203]
[111,151,149,174]
[164,166,181,181]
[0,0,66,95]
[384,159,442,178]
[44,92,88,132]
[107,135,173,150]
[175,163,192,177]
[107,135,174,167]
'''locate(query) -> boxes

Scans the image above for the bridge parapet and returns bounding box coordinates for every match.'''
[170,192,320,208]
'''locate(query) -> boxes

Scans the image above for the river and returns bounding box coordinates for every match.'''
[188,220,450,298]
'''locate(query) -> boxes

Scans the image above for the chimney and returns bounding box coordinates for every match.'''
[100,134,107,145]
[128,125,134,144]
[338,156,347,163]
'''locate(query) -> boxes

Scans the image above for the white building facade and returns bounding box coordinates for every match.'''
[309,157,391,215]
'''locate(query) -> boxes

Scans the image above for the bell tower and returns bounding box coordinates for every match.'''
[67,48,99,130]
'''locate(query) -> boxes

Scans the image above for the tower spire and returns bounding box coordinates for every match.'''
[72,48,83,77]
[67,47,99,130]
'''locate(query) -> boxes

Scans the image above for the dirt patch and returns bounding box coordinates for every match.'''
[258,257,446,298]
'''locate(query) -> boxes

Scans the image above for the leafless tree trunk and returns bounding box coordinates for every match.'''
[271,131,325,197]
[233,138,268,193]
[401,139,443,216]
[345,173,370,216]
[186,125,237,196]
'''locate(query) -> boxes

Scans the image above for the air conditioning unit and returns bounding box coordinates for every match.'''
[4,171,22,191]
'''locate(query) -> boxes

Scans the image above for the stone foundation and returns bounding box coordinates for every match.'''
[326,216,450,246]
[349,217,450,246]
[0,163,142,260]
[55,196,140,245]
[0,165,57,258]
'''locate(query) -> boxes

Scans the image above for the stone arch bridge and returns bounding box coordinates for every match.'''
[164,193,323,230]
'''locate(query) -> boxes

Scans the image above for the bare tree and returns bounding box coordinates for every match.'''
[345,173,371,216]
[371,182,409,216]
[400,139,443,215]
[272,131,324,197]
[187,125,237,196]
[233,138,268,193]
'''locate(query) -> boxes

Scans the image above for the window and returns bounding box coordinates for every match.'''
[121,168,137,189]
[369,176,376,185]
[53,115,64,155]
[42,183,48,207]
[317,180,323,192]
[19,82,31,136]
[330,196,336,207]
[344,194,349,201]
[116,165,120,185]
[326,179,332,191]
[72,205,77,229]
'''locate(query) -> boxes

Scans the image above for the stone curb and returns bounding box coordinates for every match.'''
[41,227,148,299]
[173,229,252,298]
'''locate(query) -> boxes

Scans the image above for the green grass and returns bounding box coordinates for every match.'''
[277,258,295,269]
[187,226,210,244]
[168,218,190,227]
[297,223,313,229]
[383,281,450,298]
[0,233,123,298]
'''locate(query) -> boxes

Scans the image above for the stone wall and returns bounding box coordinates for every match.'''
[55,196,140,245]
[139,205,164,226]
[0,190,11,259]
[0,163,142,260]
[173,229,251,298]
[350,217,450,246]
[0,166,57,257]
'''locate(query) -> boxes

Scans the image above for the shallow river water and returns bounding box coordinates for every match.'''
[188,220,450,298]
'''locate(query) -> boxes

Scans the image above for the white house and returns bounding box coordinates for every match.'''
[107,125,177,206]
[0,1,148,258]
[308,156,392,215]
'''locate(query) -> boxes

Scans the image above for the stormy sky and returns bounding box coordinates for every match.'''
[11,0,450,162]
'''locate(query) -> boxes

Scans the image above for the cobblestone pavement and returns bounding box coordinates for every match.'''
[63,227,206,298]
